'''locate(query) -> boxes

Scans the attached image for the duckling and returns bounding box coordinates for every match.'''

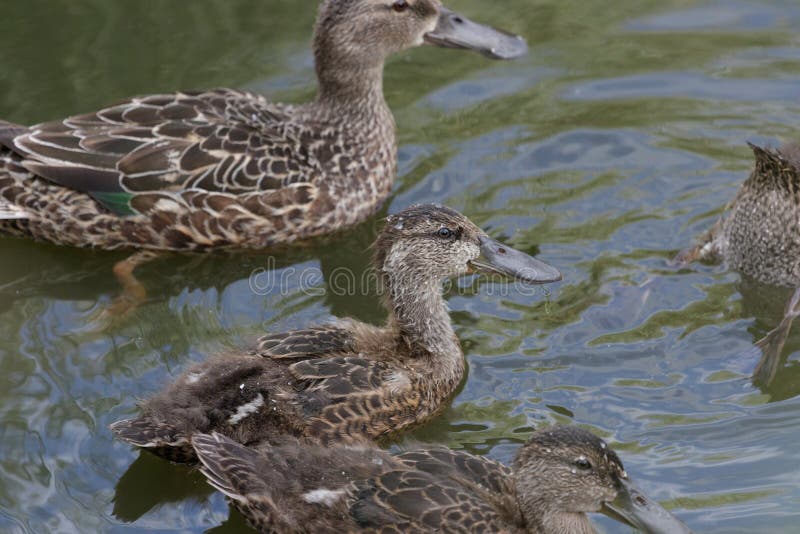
[111,204,561,462]
[0,0,527,313]
[191,426,692,533]
[676,143,800,287]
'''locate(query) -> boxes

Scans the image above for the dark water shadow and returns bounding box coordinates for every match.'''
[737,280,800,401]
[205,508,254,534]
[0,207,389,328]
[112,452,211,523]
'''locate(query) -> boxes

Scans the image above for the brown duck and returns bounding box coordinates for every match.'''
[0,0,526,311]
[677,142,800,287]
[111,204,561,461]
[677,143,800,391]
[192,426,693,533]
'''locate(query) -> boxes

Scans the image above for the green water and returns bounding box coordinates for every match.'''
[1,1,799,532]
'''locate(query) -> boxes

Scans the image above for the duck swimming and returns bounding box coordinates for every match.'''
[111,204,561,461]
[677,143,800,392]
[0,0,526,312]
[192,426,692,533]
[0,0,526,251]
[676,143,800,287]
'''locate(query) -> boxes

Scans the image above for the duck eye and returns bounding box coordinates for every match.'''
[392,0,409,12]
[575,457,592,470]
[437,227,454,239]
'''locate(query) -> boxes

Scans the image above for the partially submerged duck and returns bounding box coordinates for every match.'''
[192,426,692,533]
[0,0,527,312]
[111,204,561,461]
[676,143,800,287]
[677,143,800,392]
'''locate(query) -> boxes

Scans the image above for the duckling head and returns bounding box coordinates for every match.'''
[374,203,561,288]
[513,426,692,534]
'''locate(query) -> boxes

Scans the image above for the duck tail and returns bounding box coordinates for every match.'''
[193,432,267,500]
[748,142,800,195]
[193,433,298,532]
[110,417,195,463]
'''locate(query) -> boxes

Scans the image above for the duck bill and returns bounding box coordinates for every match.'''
[602,478,693,534]
[470,235,562,284]
[424,7,528,60]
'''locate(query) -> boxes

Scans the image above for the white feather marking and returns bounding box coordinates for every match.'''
[0,201,29,220]
[227,394,265,425]
[385,371,411,393]
[302,488,345,506]
[185,371,204,384]
[153,198,183,212]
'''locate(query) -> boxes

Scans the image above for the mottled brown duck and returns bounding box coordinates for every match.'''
[0,0,527,311]
[676,142,800,287]
[192,426,692,534]
[111,204,561,462]
[676,143,800,391]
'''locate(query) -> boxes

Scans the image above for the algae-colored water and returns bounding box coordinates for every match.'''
[1,1,799,532]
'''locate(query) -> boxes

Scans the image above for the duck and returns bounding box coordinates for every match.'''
[0,0,527,312]
[676,143,800,391]
[110,204,562,462]
[191,425,693,534]
[676,142,800,287]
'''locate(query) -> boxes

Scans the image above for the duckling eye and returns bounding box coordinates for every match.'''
[575,457,592,470]
[437,227,454,239]
[392,0,409,12]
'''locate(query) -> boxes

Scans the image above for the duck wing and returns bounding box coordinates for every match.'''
[288,353,429,444]
[5,89,324,216]
[396,448,513,496]
[256,327,357,360]
[348,460,511,533]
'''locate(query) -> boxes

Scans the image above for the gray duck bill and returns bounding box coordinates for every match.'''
[424,7,528,60]
[470,235,562,284]
[602,478,694,534]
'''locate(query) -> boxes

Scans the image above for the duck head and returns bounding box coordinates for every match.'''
[514,426,693,534]
[314,0,527,77]
[375,204,561,286]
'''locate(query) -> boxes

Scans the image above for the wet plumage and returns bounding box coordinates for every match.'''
[191,426,691,534]
[111,205,561,462]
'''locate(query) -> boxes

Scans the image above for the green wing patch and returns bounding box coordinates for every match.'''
[92,191,137,216]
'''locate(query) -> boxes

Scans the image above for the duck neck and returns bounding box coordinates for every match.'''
[513,471,596,534]
[528,511,596,534]
[313,46,389,120]
[381,262,463,383]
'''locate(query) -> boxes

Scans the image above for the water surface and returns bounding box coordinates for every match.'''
[1,1,799,532]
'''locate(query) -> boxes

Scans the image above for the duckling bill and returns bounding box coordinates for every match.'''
[111,204,561,462]
[191,426,692,534]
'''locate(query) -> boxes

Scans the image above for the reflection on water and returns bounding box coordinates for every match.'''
[1,0,800,532]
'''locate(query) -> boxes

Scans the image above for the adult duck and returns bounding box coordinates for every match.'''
[0,0,527,307]
[192,426,693,533]
[111,204,561,461]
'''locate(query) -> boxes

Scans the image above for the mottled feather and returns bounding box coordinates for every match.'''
[678,142,800,286]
